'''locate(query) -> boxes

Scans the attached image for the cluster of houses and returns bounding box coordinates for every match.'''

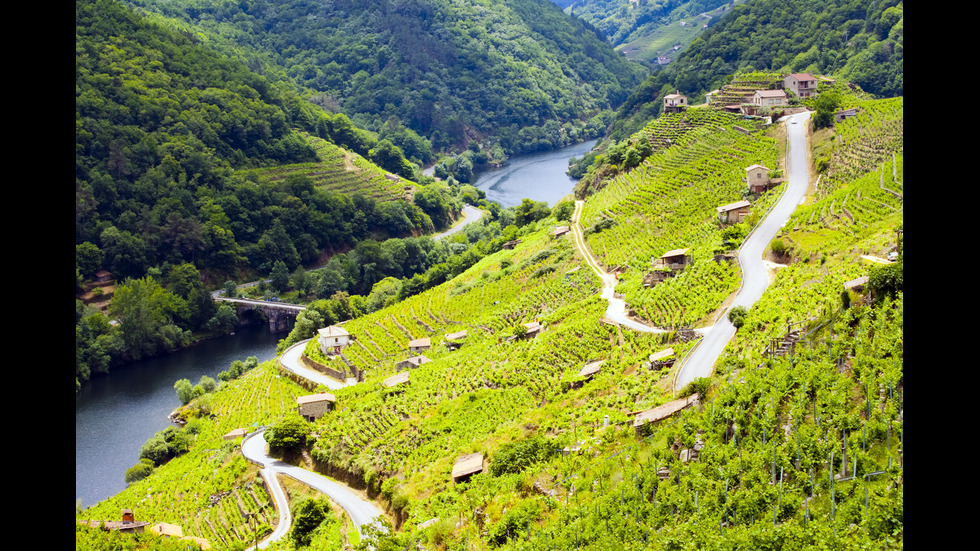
[78,509,211,549]
[667,72,841,117]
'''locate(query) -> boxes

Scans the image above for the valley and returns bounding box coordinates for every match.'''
[76,0,902,549]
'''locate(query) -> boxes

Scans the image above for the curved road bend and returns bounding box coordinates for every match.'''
[242,339,380,549]
[279,339,358,390]
[571,200,670,334]
[242,429,384,549]
[673,112,812,391]
[434,204,484,241]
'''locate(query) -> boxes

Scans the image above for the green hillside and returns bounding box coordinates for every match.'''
[122,0,647,155]
[607,0,903,141]
[77,91,903,549]
[557,0,740,63]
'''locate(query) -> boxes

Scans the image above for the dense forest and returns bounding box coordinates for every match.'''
[554,0,733,49]
[122,0,646,155]
[75,0,464,389]
[605,0,903,140]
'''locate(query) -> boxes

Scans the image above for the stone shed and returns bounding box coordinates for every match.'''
[297,393,336,422]
[452,452,486,483]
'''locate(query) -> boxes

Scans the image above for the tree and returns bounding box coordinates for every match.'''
[270,260,290,293]
[812,92,841,129]
[76,242,104,279]
[174,378,194,405]
[109,276,184,361]
[514,198,551,226]
[728,305,749,329]
[266,414,310,454]
[290,497,335,548]
[124,458,155,484]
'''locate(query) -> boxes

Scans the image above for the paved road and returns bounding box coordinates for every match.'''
[673,112,812,391]
[433,205,484,240]
[241,429,384,549]
[241,339,376,549]
[279,339,357,390]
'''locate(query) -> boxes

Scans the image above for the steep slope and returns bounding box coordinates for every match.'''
[606,0,903,140]
[76,91,902,549]
[556,0,737,63]
[124,0,647,154]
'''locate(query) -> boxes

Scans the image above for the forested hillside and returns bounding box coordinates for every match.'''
[76,0,463,389]
[607,0,903,140]
[79,93,903,550]
[121,0,646,155]
[554,0,735,62]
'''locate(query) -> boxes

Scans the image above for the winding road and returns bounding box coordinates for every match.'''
[241,113,810,547]
[569,112,812,392]
[242,340,382,549]
[673,112,811,391]
[433,204,484,240]
[242,428,384,549]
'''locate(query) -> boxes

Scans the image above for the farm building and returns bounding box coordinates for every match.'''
[523,321,544,339]
[318,325,351,355]
[784,73,817,98]
[396,355,431,371]
[383,371,409,389]
[445,330,468,350]
[452,452,486,483]
[649,348,676,369]
[551,225,571,238]
[79,510,152,534]
[834,107,861,123]
[578,360,604,380]
[408,337,431,353]
[222,428,247,441]
[664,91,688,113]
[654,249,691,271]
[751,89,787,107]
[716,200,751,225]
[843,276,870,293]
[745,164,771,193]
[297,393,335,421]
[633,394,700,437]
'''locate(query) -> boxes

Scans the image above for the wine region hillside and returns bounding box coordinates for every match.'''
[606,0,903,141]
[77,88,903,549]
[122,0,647,156]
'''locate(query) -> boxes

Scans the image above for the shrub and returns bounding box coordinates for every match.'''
[489,436,556,477]
[681,377,711,400]
[124,459,155,484]
[728,306,749,329]
[267,414,310,453]
[290,497,334,548]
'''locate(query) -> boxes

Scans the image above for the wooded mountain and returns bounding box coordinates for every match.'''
[552,0,734,61]
[124,0,647,155]
[606,0,903,140]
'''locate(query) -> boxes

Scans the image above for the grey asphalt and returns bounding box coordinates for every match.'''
[673,112,812,391]
[433,204,484,240]
[242,429,384,549]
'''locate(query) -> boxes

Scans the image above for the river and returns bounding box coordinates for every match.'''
[74,324,282,509]
[471,139,597,208]
[74,140,596,510]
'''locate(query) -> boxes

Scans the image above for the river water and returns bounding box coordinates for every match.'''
[472,139,597,208]
[74,324,281,509]
[74,139,598,510]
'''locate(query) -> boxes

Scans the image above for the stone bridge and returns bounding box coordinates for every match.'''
[216,297,306,332]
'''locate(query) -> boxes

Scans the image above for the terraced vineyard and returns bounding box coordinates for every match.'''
[240,133,414,203]
[578,108,778,328]
[76,92,901,551]
[77,363,307,548]
[820,97,904,198]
